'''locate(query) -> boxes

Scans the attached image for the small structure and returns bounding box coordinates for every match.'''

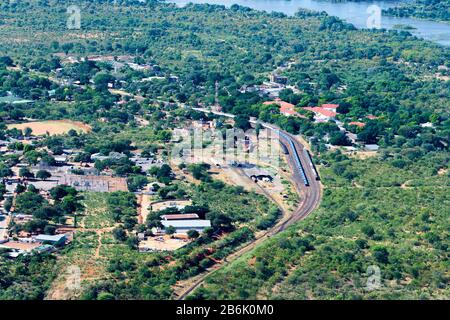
[244,167,273,183]
[54,155,68,164]
[269,73,288,85]
[150,199,192,212]
[250,174,273,183]
[363,144,379,151]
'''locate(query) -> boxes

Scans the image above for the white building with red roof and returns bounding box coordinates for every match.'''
[263,98,300,117]
[348,121,366,128]
[321,103,340,110]
[303,107,337,122]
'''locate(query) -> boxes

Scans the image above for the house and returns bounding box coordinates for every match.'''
[263,99,299,117]
[321,104,339,111]
[54,155,68,164]
[348,121,366,128]
[90,152,127,162]
[364,144,379,151]
[269,73,288,85]
[35,234,67,246]
[161,219,211,234]
[303,107,337,122]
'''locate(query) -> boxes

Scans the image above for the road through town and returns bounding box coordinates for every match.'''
[174,108,322,299]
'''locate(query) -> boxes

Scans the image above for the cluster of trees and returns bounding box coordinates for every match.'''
[0,0,447,157]
[384,0,450,22]
[0,253,57,300]
[109,191,139,249]
[9,185,81,235]
[192,152,449,299]
[0,67,55,101]
[0,0,447,301]
[148,164,174,184]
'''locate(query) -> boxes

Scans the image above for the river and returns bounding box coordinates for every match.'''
[169,0,450,47]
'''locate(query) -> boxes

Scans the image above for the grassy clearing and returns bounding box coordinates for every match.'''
[81,192,115,229]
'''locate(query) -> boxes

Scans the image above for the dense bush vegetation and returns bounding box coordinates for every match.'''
[191,153,449,299]
[0,0,447,300]
[384,0,450,22]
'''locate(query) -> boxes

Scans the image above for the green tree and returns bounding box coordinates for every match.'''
[165,225,176,235]
[187,229,200,239]
[36,170,51,180]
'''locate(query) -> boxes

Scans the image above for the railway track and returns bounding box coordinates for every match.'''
[175,109,322,300]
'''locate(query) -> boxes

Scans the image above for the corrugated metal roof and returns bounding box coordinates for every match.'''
[161,220,211,228]
[161,214,200,220]
[35,234,66,242]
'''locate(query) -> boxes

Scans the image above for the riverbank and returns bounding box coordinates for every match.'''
[170,0,450,46]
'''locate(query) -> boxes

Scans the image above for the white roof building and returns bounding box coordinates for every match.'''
[161,219,211,234]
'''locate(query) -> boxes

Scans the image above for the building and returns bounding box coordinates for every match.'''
[161,214,200,220]
[90,152,127,162]
[54,155,68,164]
[0,242,41,258]
[303,107,337,122]
[364,144,380,151]
[269,73,288,85]
[161,219,211,234]
[35,234,67,246]
[321,104,340,111]
[263,99,300,117]
[150,199,192,212]
[348,121,366,128]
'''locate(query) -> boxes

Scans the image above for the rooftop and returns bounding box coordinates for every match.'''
[303,107,337,118]
[348,121,366,128]
[321,103,340,109]
[161,214,200,220]
[161,220,211,228]
[35,234,66,242]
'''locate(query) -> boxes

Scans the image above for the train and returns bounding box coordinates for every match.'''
[278,131,309,187]
[304,149,320,181]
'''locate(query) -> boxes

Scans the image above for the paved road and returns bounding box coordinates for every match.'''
[175,108,322,300]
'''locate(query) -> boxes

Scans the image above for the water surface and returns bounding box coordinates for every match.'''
[170,0,450,46]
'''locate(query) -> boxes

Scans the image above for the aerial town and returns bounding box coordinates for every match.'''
[0,0,448,304]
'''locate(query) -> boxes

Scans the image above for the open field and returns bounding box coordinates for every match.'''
[139,235,189,252]
[7,120,91,136]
